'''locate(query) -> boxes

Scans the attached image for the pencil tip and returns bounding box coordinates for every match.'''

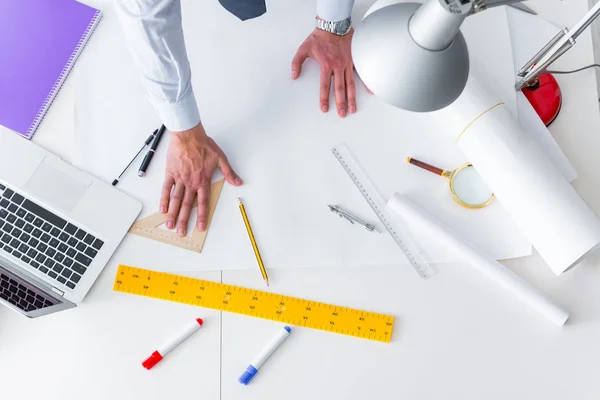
[237,197,242,205]
[266,279,269,287]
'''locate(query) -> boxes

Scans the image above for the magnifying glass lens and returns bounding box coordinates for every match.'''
[451,166,494,207]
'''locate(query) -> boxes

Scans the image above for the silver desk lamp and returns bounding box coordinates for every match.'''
[352,0,600,112]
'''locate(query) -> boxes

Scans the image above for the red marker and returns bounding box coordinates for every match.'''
[142,318,203,370]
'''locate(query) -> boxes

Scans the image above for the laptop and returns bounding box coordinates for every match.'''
[0,129,142,317]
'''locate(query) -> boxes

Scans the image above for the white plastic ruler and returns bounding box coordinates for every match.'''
[332,144,436,279]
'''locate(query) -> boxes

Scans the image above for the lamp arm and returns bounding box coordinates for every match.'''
[470,0,526,13]
[515,1,600,90]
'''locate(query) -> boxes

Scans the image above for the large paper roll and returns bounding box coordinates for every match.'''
[388,194,569,326]
[434,77,600,275]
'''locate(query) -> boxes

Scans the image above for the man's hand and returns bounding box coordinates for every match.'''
[292,27,364,118]
[161,123,242,236]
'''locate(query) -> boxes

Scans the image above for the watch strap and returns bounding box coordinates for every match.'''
[315,17,352,36]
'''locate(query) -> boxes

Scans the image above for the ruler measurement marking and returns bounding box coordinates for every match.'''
[114,265,393,343]
[332,145,435,279]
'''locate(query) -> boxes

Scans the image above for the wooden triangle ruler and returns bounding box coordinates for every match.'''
[128,179,225,253]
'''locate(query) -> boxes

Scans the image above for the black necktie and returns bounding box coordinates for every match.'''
[218,0,267,21]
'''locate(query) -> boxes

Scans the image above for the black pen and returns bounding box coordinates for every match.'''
[138,124,167,177]
[112,129,158,186]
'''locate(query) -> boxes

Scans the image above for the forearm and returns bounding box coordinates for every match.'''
[114,0,200,132]
[316,0,355,21]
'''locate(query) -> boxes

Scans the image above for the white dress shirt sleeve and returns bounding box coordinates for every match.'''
[317,0,355,21]
[114,0,201,132]
[114,0,356,132]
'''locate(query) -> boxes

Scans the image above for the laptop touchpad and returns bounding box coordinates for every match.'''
[25,158,91,213]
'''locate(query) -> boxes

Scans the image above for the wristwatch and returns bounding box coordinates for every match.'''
[315,17,352,36]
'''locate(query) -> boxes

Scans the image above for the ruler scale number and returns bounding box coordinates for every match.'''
[129,226,203,252]
[332,144,436,279]
[114,265,394,343]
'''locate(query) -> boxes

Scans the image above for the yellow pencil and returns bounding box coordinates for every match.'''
[238,198,269,286]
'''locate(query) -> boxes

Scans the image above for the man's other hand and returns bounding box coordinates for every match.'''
[161,123,242,236]
[292,27,368,118]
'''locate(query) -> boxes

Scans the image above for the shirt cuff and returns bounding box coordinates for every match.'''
[152,89,201,132]
[317,0,355,21]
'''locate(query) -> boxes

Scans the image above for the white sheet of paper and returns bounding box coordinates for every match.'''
[506,7,578,182]
[73,1,531,273]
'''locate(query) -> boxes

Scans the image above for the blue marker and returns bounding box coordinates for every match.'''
[239,326,292,385]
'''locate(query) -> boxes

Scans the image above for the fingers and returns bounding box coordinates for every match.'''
[166,182,184,230]
[196,181,210,231]
[160,175,175,214]
[333,69,347,117]
[176,188,196,236]
[346,68,357,114]
[218,155,243,186]
[291,46,309,80]
[320,68,332,113]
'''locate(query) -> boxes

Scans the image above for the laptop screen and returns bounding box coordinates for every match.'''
[0,266,60,313]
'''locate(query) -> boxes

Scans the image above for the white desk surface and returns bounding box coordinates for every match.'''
[3,1,600,399]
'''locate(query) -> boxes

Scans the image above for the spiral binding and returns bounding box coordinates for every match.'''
[24,10,102,139]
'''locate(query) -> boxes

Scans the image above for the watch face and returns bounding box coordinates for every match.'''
[337,19,351,34]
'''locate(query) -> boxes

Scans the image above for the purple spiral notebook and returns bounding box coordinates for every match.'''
[0,0,102,139]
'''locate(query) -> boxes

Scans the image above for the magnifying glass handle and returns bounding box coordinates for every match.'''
[406,157,448,177]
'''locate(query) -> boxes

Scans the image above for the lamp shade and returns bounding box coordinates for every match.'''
[352,2,470,112]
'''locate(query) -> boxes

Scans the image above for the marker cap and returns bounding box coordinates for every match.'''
[142,351,163,370]
[238,365,258,385]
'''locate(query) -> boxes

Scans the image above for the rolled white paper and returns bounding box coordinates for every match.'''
[388,194,569,326]
[434,76,600,275]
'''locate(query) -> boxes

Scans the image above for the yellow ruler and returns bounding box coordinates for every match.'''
[114,265,394,343]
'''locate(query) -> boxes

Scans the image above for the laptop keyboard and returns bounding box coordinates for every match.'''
[0,184,104,291]
[0,272,57,312]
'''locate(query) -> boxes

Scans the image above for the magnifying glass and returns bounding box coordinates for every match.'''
[406,157,495,209]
